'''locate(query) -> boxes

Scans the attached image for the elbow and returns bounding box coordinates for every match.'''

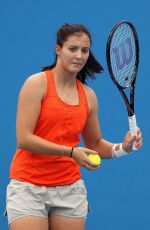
[17,135,31,149]
[17,139,27,149]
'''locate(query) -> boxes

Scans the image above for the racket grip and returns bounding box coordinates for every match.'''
[128,114,138,150]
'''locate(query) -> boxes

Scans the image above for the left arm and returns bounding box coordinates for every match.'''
[82,86,142,159]
[82,87,113,158]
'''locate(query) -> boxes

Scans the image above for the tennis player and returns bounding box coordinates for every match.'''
[5,23,142,230]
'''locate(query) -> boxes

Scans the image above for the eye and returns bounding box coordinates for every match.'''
[82,48,89,54]
[69,47,77,52]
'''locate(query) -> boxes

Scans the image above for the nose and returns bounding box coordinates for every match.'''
[75,50,82,58]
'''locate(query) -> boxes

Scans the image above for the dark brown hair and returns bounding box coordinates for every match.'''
[42,23,103,84]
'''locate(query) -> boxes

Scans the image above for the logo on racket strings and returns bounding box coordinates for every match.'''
[112,37,133,70]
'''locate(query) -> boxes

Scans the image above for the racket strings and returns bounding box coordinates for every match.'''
[110,23,137,88]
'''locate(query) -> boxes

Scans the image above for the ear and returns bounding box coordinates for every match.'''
[55,45,61,55]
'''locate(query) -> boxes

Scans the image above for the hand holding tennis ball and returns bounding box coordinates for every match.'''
[88,154,101,165]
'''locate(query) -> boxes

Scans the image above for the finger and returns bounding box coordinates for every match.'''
[137,127,141,133]
[136,136,142,143]
[135,142,142,149]
[136,130,142,137]
[130,128,141,140]
[135,132,142,142]
[85,148,98,155]
[83,163,100,170]
[82,162,93,170]
[129,135,136,144]
[135,139,142,148]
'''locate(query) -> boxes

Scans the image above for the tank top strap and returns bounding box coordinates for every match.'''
[76,80,89,113]
[44,70,56,97]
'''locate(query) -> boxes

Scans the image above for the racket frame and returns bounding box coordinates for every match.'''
[106,20,139,117]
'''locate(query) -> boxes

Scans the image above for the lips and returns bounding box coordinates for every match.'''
[72,62,82,66]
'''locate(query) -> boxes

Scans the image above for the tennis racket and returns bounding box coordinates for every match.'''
[106,20,139,150]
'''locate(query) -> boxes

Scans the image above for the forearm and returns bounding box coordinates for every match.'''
[17,134,72,156]
[88,138,134,159]
[86,138,113,159]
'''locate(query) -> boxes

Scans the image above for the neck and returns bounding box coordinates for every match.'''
[53,64,77,88]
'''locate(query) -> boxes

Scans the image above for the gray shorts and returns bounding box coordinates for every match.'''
[5,179,89,225]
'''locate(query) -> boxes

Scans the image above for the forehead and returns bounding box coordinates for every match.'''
[64,33,90,46]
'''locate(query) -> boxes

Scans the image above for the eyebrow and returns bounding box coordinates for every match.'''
[69,45,90,48]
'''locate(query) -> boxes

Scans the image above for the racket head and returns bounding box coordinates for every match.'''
[106,20,139,89]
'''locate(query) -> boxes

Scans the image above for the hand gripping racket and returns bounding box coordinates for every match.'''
[106,20,139,150]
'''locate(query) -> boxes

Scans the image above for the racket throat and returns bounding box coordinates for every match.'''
[129,84,135,115]
[118,87,134,116]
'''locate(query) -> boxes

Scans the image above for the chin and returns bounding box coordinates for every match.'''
[68,66,83,74]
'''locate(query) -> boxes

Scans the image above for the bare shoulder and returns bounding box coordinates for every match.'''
[20,71,47,99]
[24,71,46,87]
[83,85,98,112]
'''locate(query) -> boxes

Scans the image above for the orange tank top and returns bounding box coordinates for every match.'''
[10,70,89,186]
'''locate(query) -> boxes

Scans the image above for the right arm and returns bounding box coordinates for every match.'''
[16,72,66,156]
[16,72,98,170]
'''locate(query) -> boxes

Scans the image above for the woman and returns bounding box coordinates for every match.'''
[6,23,142,230]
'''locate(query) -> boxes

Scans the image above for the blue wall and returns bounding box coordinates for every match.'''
[1,0,149,229]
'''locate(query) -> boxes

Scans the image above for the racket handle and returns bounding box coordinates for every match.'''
[128,114,138,150]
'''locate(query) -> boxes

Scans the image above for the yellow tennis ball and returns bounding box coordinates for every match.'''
[88,154,101,165]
